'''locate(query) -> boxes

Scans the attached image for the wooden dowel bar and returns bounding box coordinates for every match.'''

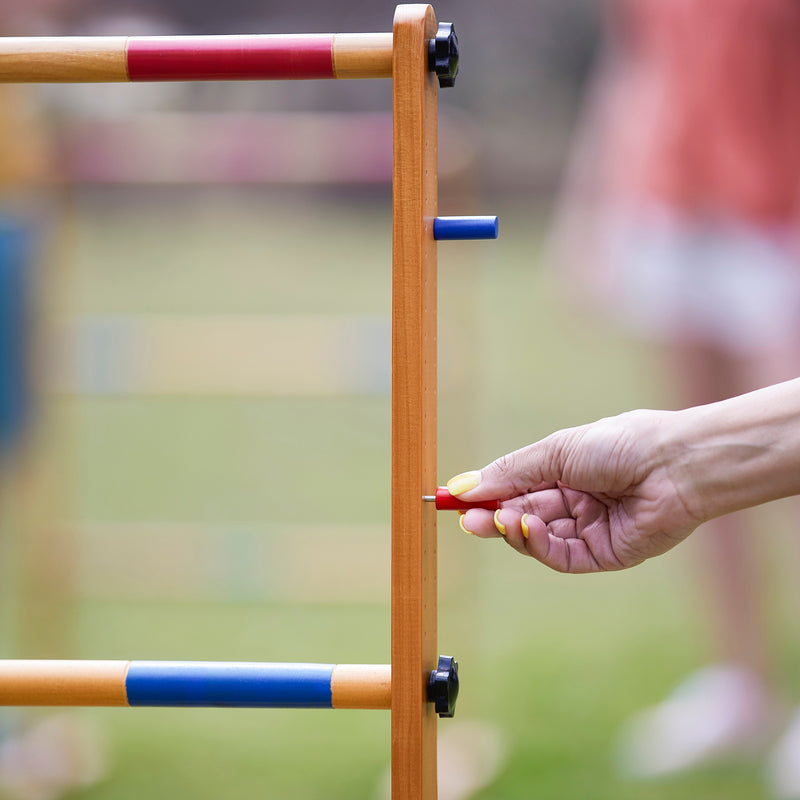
[0,33,395,83]
[0,661,392,709]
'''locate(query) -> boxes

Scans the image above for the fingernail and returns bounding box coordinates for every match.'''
[447,470,481,496]
[521,514,530,540]
[493,509,506,536]
[458,515,474,536]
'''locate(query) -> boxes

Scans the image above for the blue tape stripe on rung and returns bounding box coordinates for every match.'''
[433,216,499,241]
[125,662,335,708]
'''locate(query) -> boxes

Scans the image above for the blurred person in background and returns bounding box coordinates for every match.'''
[0,3,106,797]
[546,0,800,793]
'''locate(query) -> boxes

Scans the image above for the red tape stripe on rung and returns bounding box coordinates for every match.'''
[127,35,335,81]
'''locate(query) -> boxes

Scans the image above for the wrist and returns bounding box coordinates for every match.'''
[664,405,735,524]
[667,381,800,522]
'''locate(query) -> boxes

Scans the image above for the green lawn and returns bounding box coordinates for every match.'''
[19,190,800,798]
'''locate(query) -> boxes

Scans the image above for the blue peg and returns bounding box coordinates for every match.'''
[433,216,498,241]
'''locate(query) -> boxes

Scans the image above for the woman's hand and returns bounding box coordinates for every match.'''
[448,410,703,573]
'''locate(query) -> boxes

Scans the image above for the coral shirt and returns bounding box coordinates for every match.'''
[605,0,800,223]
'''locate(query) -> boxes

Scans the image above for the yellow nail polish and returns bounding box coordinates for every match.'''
[458,515,474,536]
[493,509,506,536]
[521,514,530,540]
[447,470,481,496]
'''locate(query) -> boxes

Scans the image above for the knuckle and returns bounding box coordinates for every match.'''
[490,451,530,496]
[492,453,517,479]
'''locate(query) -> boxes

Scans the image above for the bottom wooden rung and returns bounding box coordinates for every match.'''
[0,660,392,709]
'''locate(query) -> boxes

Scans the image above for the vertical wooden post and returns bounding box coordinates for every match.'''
[391,5,438,799]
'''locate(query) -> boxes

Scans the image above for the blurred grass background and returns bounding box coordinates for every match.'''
[21,190,797,799]
[3,2,800,798]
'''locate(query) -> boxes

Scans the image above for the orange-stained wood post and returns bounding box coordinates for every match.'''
[391,5,439,799]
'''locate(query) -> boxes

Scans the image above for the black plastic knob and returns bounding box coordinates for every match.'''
[428,22,459,88]
[427,655,459,718]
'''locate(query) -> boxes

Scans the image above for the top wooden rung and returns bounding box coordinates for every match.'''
[0,11,458,86]
[0,33,396,83]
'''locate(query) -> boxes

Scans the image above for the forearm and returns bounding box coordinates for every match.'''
[666,378,800,522]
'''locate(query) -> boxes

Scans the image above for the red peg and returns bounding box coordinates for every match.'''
[426,487,500,511]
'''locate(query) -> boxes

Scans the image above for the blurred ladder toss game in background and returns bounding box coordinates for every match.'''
[0,219,33,456]
[0,6,499,798]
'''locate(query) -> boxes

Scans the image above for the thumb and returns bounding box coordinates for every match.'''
[446,435,568,502]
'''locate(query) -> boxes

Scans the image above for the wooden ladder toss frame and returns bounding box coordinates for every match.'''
[0,5,454,798]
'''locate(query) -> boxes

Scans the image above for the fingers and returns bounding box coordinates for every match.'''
[455,491,616,574]
[457,489,567,538]
[525,527,604,573]
[458,488,569,532]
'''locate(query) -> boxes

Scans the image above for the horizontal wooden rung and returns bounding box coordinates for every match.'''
[0,33,394,83]
[0,660,392,709]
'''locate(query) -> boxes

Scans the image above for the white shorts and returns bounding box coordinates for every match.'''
[602,207,800,355]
